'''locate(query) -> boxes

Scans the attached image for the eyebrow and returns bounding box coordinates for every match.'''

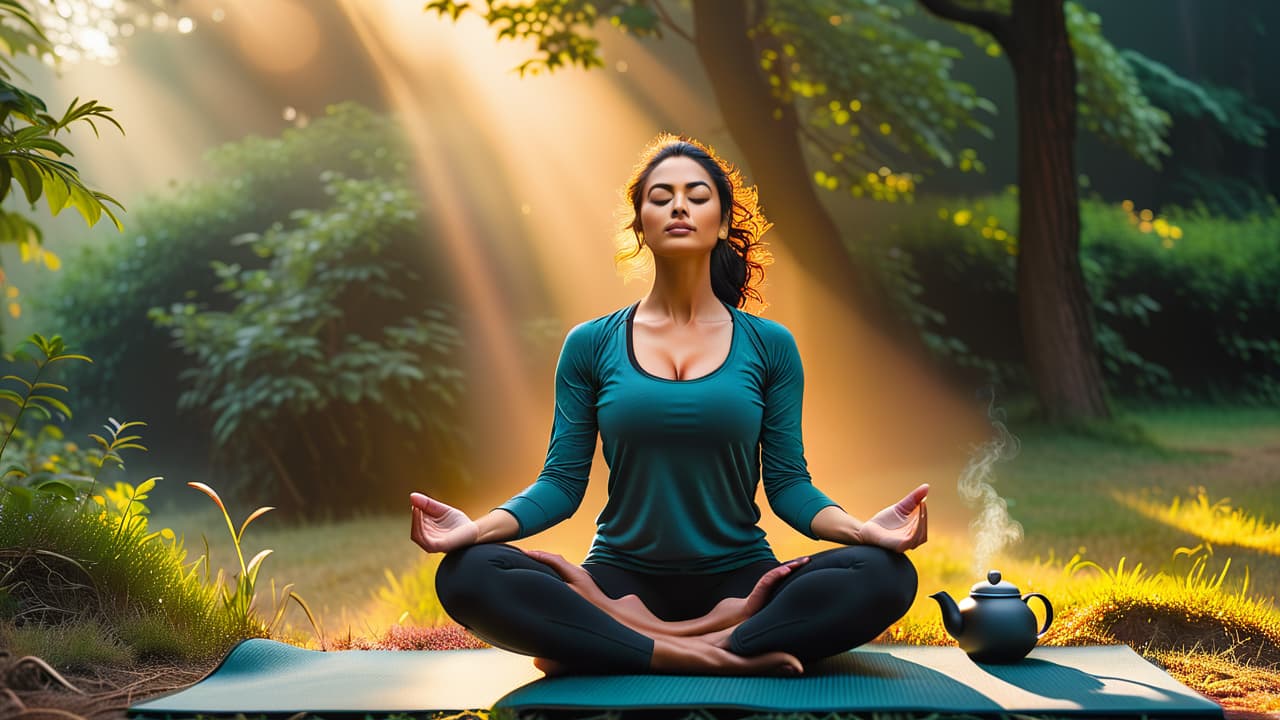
[648,181,712,194]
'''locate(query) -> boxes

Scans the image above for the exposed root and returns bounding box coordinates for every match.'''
[1,687,27,712]
[6,656,87,694]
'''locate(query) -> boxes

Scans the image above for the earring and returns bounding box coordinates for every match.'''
[718,227,728,240]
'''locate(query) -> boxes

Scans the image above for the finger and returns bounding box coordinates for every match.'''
[781,556,810,570]
[523,549,572,575]
[412,493,452,520]
[894,484,929,514]
[761,564,792,585]
[908,502,928,548]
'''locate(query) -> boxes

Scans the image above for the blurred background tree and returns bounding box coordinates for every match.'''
[421,0,1209,423]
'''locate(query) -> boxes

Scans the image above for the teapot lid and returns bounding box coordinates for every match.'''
[970,570,1021,597]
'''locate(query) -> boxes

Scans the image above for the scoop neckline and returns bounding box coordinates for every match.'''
[625,300,738,384]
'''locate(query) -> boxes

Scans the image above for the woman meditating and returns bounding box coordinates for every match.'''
[410,134,927,677]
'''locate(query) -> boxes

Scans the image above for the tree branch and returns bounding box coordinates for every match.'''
[917,0,1012,48]
[651,0,693,44]
[799,124,895,185]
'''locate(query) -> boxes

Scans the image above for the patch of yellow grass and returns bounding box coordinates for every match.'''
[1113,486,1280,556]
[1031,547,1280,665]
[1156,649,1280,713]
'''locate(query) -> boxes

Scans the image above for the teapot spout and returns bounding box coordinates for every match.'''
[929,591,963,639]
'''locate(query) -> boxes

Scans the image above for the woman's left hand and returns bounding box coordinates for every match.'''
[856,483,929,553]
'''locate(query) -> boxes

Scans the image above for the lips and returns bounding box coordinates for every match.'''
[665,222,695,234]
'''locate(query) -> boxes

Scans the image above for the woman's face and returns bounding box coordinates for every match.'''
[637,156,726,257]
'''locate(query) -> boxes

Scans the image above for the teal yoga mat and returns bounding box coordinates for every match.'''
[128,639,1223,718]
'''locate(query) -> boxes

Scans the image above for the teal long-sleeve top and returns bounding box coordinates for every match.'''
[496,299,842,574]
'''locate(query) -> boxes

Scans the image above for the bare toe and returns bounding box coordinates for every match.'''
[742,650,803,676]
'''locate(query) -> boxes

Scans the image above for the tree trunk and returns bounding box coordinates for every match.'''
[1009,0,1110,421]
[690,0,900,337]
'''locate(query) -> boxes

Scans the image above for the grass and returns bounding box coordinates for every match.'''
[144,504,426,645]
[0,617,134,670]
[1113,486,1280,556]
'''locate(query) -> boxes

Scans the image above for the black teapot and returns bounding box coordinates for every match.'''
[929,570,1053,664]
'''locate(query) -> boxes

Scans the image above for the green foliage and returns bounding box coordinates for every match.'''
[869,194,1280,402]
[0,0,124,271]
[1120,49,1277,218]
[0,334,92,503]
[424,0,660,76]
[0,462,253,663]
[1123,49,1277,149]
[41,102,415,419]
[0,338,309,663]
[40,104,471,515]
[929,1,1172,171]
[1064,3,1171,169]
[148,169,469,511]
[763,0,995,192]
[426,0,1173,209]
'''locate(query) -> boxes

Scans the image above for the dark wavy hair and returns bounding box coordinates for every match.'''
[613,134,774,311]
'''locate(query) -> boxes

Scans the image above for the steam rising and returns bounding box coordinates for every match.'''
[959,396,1024,574]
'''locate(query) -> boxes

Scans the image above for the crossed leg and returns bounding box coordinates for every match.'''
[727,545,918,663]
[545,545,918,665]
[434,543,804,676]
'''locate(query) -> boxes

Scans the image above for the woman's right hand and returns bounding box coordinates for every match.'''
[409,492,480,554]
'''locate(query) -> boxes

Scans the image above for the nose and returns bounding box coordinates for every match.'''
[671,193,689,217]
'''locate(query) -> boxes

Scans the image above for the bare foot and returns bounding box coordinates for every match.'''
[533,656,570,677]
[651,635,802,676]
[697,625,737,650]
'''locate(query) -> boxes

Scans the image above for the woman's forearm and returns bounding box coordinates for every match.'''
[474,509,521,544]
[810,505,863,544]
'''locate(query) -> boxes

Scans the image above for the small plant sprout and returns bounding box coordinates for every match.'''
[187,481,322,644]
[0,334,91,502]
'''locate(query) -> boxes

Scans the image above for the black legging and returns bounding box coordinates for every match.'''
[434,543,917,673]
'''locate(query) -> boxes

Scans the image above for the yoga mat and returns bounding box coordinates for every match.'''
[128,639,1223,718]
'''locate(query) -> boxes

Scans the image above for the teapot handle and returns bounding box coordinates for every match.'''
[1022,592,1053,637]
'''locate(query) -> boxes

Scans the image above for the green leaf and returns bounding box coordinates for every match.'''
[8,157,42,204]
[32,478,76,501]
[29,394,71,418]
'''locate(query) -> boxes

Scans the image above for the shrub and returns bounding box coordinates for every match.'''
[149,172,469,512]
[872,192,1280,402]
[42,103,471,512]
[38,102,448,462]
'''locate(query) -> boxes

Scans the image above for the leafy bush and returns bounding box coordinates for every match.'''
[872,192,1280,402]
[38,102,442,449]
[42,103,470,511]
[149,172,469,512]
